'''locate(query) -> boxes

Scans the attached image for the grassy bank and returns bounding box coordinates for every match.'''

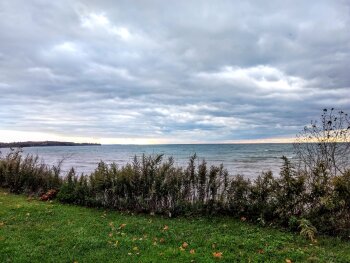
[0,189,349,262]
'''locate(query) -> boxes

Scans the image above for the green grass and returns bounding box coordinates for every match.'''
[0,190,349,263]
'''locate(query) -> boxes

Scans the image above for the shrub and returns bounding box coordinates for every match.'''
[294,108,350,176]
[274,156,306,225]
[299,218,317,242]
[0,148,62,194]
[227,175,251,217]
[249,171,276,221]
[56,168,78,204]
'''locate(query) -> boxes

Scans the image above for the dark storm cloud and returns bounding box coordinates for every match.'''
[0,0,349,142]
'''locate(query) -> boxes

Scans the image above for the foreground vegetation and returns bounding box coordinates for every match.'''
[1,148,349,240]
[1,189,349,262]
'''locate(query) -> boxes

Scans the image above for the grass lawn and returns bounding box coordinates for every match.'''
[0,189,349,262]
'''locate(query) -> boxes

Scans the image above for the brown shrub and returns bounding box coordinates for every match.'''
[40,189,58,201]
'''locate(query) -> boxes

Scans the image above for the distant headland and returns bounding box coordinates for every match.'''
[0,141,101,148]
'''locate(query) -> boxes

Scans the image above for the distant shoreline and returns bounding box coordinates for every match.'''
[0,141,101,148]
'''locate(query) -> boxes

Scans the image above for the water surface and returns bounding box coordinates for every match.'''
[1,144,295,178]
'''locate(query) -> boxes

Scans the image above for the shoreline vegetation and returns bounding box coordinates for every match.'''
[0,148,349,240]
[0,141,101,148]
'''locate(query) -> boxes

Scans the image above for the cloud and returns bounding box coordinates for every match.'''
[196,65,306,94]
[80,12,132,40]
[0,0,349,143]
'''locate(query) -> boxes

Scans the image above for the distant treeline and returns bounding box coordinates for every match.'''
[0,141,101,148]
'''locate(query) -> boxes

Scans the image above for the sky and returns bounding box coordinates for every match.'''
[0,0,349,144]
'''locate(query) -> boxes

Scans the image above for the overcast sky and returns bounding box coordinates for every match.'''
[0,0,349,144]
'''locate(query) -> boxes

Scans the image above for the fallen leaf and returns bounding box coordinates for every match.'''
[163,225,169,231]
[213,252,223,258]
[285,260,292,263]
[159,238,165,243]
[182,242,189,249]
[120,223,127,229]
[258,249,264,254]
[240,217,246,222]
[190,249,195,254]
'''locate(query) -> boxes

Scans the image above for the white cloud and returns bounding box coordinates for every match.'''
[196,65,306,92]
[53,41,79,53]
[80,12,109,28]
[85,63,136,81]
[27,67,73,82]
[80,12,131,40]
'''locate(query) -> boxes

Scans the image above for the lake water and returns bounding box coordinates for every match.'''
[0,144,295,178]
